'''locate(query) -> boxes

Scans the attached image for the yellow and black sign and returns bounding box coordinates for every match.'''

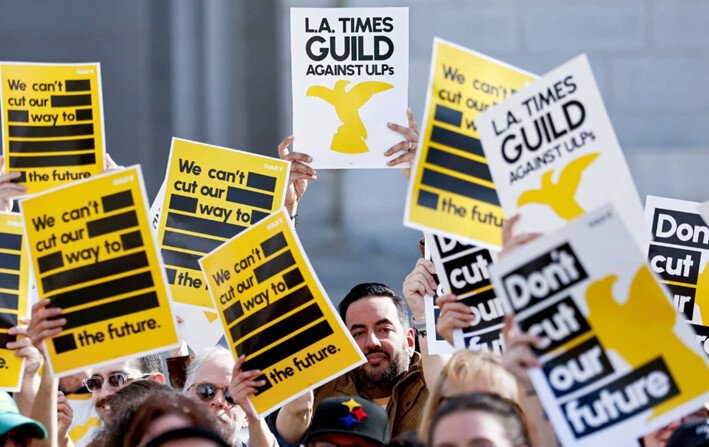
[0,213,30,391]
[157,138,290,309]
[404,39,536,250]
[200,209,364,417]
[0,62,105,194]
[20,166,179,377]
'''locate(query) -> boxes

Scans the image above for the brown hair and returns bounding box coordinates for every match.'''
[122,394,220,447]
[428,392,529,447]
[418,350,520,442]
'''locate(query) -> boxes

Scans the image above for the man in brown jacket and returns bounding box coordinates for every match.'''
[264,283,435,447]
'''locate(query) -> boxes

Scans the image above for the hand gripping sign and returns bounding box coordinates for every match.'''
[291,7,408,169]
[200,209,365,417]
[0,213,31,391]
[156,138,289,310]
[488,204,709,447]
[20,166,179,377]
[477,54,648,250]
[645,195,709,356]
[0,62,106,194]
[425,233,505,354]
[404,39,536,249]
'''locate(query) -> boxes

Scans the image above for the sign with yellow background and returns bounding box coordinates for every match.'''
[0,213,31,391]
[488,204,709,447]
[200,209,365,417]
[404,39,536,250]
[20,166,179,377]
[0,62,105,194]
[157,138,290,310]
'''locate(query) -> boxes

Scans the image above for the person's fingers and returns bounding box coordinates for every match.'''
[387,121,418,142]
[31,299,52,316]
[435,293,458,307]
[6,337,31,350]
[277,136,296,159]
[501,233,543,259]
[386,150,415,167]
[0,171,23,183]
[289,160,316,176]
[407,108,420,135]
[8,324,27,336]
[502,214,521,245]
[283,152,313,164]
[384,140,414,157]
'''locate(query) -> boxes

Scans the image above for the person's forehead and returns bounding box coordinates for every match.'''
[194,356,234,385]
[345,296,399,325]
[90,359,139,377]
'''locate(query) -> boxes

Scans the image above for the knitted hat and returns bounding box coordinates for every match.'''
[305,396,389,447]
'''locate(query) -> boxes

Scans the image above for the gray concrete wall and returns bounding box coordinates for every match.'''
[1,0,708,303]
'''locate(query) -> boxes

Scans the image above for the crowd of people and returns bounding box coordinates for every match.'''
[0,108,706,447]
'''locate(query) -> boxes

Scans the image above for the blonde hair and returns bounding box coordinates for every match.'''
[418,350,520,442]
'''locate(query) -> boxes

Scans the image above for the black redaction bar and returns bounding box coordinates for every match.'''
[9,138,94,153]
[9,123,93,138]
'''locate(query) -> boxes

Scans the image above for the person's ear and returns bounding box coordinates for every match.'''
[150,373,166,384]
[406,328,415,356]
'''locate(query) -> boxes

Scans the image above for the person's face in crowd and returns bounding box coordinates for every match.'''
[431,409,521,447]
[641,406,709,447]
[86,360,147,421]
[188,356,247,443]
[59,370,90,394]
[0,428,32,447]
[308,433,380,447]
[345,296,415,390]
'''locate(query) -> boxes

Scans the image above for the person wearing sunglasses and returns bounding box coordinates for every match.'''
[183,347,248,447]
[83,354,165,422]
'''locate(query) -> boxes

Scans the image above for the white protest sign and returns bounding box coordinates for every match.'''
[477,54,647,249]
[426,232,505,354]
[488,204,709,447]
[291,8,408,169]
[645,195,709,356]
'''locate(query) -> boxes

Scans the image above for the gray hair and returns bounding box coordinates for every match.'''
[183,346,234,392]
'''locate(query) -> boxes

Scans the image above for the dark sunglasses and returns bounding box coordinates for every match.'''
[190,383,235,406]
[82,372,148,392]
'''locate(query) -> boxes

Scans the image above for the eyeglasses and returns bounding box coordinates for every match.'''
[190,383,235,406]
[82,372,148,392]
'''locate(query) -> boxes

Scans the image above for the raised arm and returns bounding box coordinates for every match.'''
[277,136,316,221]
[402,258,448,390]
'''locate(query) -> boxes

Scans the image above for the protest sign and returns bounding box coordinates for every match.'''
[20,166,179,377]
[291,7,408,169]
[404,39,536,249]
[420,234,455,355]
[426,232,505,354]
[477,54,647,249]
[171,302,225,353]
[0,62,105,194]
[488,204,709,447]
[200,208,365,417]
[156,138,289,309]
[645,195,709,355]
[66,393,101,447]
[0,213,30,391]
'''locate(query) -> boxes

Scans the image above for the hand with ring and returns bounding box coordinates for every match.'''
[385,108,420,179]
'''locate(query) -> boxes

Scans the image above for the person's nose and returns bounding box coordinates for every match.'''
[363,330,382,351]
[211,389,228,408]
